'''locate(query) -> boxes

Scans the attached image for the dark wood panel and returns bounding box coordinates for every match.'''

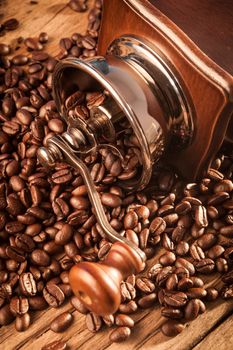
[149,0,233,74]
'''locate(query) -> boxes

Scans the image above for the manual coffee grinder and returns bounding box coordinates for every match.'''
[38,0,233,315]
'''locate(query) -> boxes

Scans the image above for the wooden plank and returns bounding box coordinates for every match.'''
[193,313,233,350]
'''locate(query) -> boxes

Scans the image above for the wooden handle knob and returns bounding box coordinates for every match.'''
[69,241,145,315]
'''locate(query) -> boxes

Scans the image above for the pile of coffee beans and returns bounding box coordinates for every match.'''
[0,0,233,348]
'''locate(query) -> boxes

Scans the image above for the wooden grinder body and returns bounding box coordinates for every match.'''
[97,0,233,179]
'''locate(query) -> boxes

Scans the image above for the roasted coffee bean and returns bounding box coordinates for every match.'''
[172,226,186,243]
[137,293,157,308]
[109,326,131,343]
[149,217,166,235]
[156,266,174,287]
[161,320,185,337]
[124,211,138,229]
[136,277,155,293]
[194,259,215,274]
[222,270,233,284]
[6,246,25,263]
[197,233,218,250]
[164,291,188,308]
[31,249,50,266]
[86,312,102,332]
[28,296,48,310]
[50,312,73,333]
[159,252,176,266]
[115,314,134,328]
[176,241,189,256]
[195,205,208,227]
[220,225,233,237]
[15,313,30,332]
[166,274,178,291]
[214,179,233,193]
[207,245,225,259]
[24,37,43,51]
[121,282,136,301]
[101,193,122,208]
[41,340,67,350]
[161,307,183,319]
[161,233,175,251]
[221,284,233,299]
[177,277,193,291]
[69,0,87,12]
[184,299,202,321]
[190,244,205,261]
[186,287,207,299]
[15,234,35,252]
[175,258,195,275]
[3,18,19,30]
[207,168,224,181]
[205,288,219,301]
[10,296,29,315]
[19,273,37,296]
[43,284,65,307]
[118,300,138,314]
[147,263,163,280]
[216,257,229,273]
[70,296,88,314]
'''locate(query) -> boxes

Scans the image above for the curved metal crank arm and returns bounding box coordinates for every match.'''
[46,136,147,264]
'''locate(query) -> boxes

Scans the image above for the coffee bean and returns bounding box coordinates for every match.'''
[186,287,207,299]
[31,249,50,266]
[156,266,174,287]
[118,300,138,314]
[101,193,122,208]
[86,312,102,332]
[109,326,131,343]
[159,252,176,266]
[15,313,30,332]
[69,0,87,12]
[70,296,88,314]
[137,293,157,308]
[28,296,48,310]
[184,299,202,321]
[50,312,73,333]
[194,259,215,274]
[207,245,225,259]
[205,288,219,301]
[221,284,233,299]
[25,37,43,51]
[19,273,37,296]
[124,211,138,229]
[195,205,208,227]
[41,340,67,350]
[176,241,189,256]
[149,217,166,235]
[161,307,183,319]
[6,246,25,263]
[136,277,155,293]
[43,284,65,307]
[121,282,136,301]
[10,296,29,315]
[175,258,195,275]
[220,225,233,237]
[164,291,188,308]
[177,277,193,291]
[115,314,134,328]
[3,18,19,30]
[197,233,218,250]
[190,244,205,261]
[222,270,233,284]
[214,180,233,193]
[161,320,185,337]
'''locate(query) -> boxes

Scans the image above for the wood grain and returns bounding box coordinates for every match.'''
[0,1,233,350]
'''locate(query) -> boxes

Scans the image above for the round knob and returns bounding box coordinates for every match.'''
[69,241,145,315]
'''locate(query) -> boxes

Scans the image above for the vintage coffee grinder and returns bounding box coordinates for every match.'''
[38,0,233,315]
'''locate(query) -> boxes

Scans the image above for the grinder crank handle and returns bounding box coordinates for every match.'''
[38,135,146,315]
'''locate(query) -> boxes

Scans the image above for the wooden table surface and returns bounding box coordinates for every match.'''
[0,1,233,349]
